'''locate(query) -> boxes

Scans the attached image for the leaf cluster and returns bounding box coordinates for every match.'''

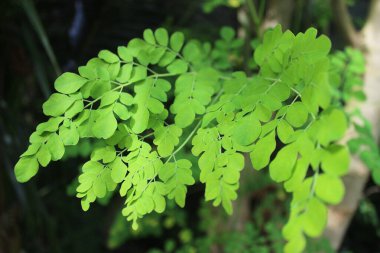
[15,25,350,253]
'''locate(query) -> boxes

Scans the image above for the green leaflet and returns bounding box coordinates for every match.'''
[122,181,167,230]
[254,25,294,68]
[292,28,331,64]
[302,198,328,237]
[99,50,120,63]
[269,144,298,182]
[77,160,117,211]
[192,127,245,214]
[170,32,185,52]
[283,193,328,253]
[171,69,219,128]
[36,117,63,133]
[284,158,309,192]
[14,26,352,252]
[321,144,350,176]
[131,78,171,133]
[155,28,169,46]
[65,100,84,118]
[286,102,308,127]
[277,120,296,143]
[167,59,188,74]
[110,157,128,183]
[46,133,65,161]
[153,125,182,157]
[119,143,166,229]
[43,93,76,117]
[158,159,195,207]
[59,124,80,145]
[92,108,118,139]
[318,108,348,146]
[14,156,39,183]
[55,72,88,94]
[250,131,276,170]
[192,127,220,182]
[204,152,244,214]
[36,145,51,167]
[284,233,306,253]
[231,115,261,146]
[91,145,116,163]
[315,174,345,204]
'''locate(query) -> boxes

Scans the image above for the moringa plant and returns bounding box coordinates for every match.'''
[14,25,350,253]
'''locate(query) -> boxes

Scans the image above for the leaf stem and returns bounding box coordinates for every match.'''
[165,89,224,163]
[121,60,158,75]
[171,120,202,159]
[139,132,155,140]
[84,72,181,109]
[309,166,320,199]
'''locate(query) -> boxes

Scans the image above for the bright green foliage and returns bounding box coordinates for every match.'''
[170,69,219,128]
[191,26,347,253]
[77,160,117,211]
[15,26,350,252]
[120,145,167,229]
[159,159,195,207]
[269,144,298,182]
[54,72,88,94]
[315,174,345,204]
[286,102,308,127]
[154,125,182,157]
[14,156,39,183]
[250,131,276,170]
[192,128,245,214]
[131,78,171,133]
[43,93,76,116]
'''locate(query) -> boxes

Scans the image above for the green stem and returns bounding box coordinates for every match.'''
[84,72,181,109]
[165,89,224,163]
[139,132,155,140]
[21,0,61,76]
[144,40,194,71]
[171,120,201,159]
[246,0,260,27]
[121,61,158,75]
[309,166,320,199]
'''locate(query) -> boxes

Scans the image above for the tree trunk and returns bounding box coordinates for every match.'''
[260,0,294,32]
[331,0,364,48]
[324,0,380,249]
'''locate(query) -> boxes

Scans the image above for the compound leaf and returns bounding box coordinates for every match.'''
[153,125,182,157]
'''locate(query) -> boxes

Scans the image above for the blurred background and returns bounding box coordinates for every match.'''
[1,0,379,252]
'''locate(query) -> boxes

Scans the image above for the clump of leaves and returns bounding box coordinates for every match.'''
[14,26,350,253]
